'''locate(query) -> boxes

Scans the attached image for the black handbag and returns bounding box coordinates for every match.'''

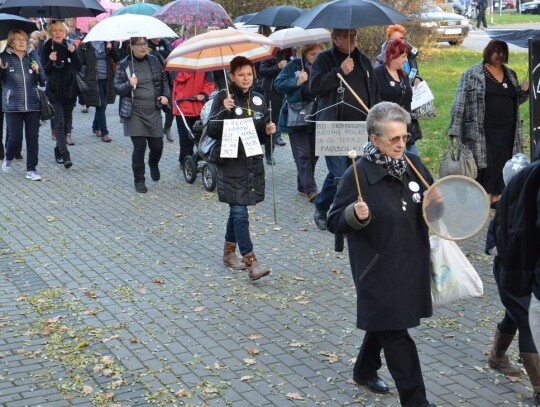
[287,100,315,127]
[198,127,223,165]
[37,88,54,121]
[74,71,89,94]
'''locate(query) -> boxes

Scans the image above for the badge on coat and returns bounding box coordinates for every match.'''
[252,96,262,106]
[408,181,420,192]
[235,107,243,116]
[412,192,422,204]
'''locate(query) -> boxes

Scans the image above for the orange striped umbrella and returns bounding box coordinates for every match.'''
[165,28,277,73]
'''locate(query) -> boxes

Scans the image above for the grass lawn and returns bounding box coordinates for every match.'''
[483,10,540,25]
[416,48,530,174]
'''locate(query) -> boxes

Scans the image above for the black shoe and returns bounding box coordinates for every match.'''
[274,136,286,146]
[266,157,275,165]
[135,181,147,193]
[54,147,63,164]
[314,207,327,231]
[353,376,389,394]
[62,150,72,169]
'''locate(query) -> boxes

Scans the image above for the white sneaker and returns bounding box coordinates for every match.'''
[26,171,42,181]
[2,160,12,173]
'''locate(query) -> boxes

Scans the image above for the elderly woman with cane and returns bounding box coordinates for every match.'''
[327,102,437,407]
[206,56,276,281]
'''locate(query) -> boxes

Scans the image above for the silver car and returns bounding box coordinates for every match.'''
[419,5,471,46]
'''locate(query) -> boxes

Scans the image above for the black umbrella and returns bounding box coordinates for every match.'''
[292,0,406,29]
[233,13,256,24]
[0,0,105,18]
[244,5,304,27]
[0,13,37,39]
[487,29,540,48]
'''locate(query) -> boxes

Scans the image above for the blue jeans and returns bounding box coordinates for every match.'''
[92,79,109,136]
[406,143,419,156]
[315,155,351,213]
[5,111,40,171]
[225,205,252,256]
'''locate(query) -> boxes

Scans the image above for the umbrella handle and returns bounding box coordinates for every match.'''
[336,72,370,113]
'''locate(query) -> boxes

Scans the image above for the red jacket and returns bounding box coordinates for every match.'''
[172,72,214,117]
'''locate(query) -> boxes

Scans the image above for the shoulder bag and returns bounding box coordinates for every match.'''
[74,70,89,94]
[287,100,315,128]
[37,87,55,121]
[438,136,478,179]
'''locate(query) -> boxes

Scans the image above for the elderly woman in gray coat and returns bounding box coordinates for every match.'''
[448,40,528,208]
[327,102,436,407]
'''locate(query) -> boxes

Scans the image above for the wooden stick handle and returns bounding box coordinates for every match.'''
[337,72,370,113]
[351,158,363,202]
[404,155,430,189]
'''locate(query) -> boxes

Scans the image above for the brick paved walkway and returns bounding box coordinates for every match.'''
[0,104,536,406]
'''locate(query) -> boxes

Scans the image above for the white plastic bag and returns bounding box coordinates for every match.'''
[430,235,483,306]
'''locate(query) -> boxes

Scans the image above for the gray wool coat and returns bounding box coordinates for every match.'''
[327,154,434,331]
[448,61,528,169]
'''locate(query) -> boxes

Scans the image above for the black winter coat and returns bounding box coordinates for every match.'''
[41,39,82,103]
[77,42,119,107]
[327,154,434,331]
[113,54,170,120]
[259,49,293,94]
[206,84,270,206]
[309,46,380,121]
[0,47,45,113]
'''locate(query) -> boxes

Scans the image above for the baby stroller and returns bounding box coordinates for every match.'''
[175,95,217,192]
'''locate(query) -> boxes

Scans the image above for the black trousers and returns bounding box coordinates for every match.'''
[175,115,199,164]
[354,330,428,407]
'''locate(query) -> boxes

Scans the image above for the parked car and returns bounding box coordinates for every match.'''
[521,0,540,13]
[419,4,471,46]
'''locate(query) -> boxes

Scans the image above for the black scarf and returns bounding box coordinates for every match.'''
[363,141,407,179]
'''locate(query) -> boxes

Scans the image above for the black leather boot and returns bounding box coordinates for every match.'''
[148,151,161,181]
[132,164,147,193]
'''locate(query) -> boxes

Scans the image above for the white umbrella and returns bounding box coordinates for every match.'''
[82,14,177,42]
[268,27,331,49]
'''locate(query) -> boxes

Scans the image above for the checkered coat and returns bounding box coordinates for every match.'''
[448,61,527,169]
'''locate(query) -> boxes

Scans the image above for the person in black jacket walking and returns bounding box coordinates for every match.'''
[41,20,82,168]
[206,56,276,281]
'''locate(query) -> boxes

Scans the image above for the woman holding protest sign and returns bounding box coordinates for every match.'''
[206,56,276,281]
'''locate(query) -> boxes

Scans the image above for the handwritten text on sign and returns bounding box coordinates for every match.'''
[411,80,435,110]
[315,121,367,156]
[221,118,263,158]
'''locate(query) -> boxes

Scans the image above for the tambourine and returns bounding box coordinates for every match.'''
[422,175,490,241]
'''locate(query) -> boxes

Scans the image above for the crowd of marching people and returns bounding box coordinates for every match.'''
[1,15,539,407]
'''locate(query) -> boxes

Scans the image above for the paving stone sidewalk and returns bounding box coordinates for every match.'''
[0,104,536,406]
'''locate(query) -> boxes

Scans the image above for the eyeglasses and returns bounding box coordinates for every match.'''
[133,43,148,47]
[13,38,28,42]
[379,133,411,145]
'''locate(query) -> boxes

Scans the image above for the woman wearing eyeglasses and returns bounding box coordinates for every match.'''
[0,30,45,180]
[41,19,82,168]
[374,38,421,156]
[114,37,170,193]
[327,102,437,407]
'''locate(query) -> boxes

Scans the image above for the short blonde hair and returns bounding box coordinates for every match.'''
[6,30,28,48]
[48,20,67,38]
[301,43,325,59]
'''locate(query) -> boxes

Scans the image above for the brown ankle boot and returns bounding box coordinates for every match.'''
[488,328,522,376]
[223,242,245,270]
[520,353,540,406]
[242,252,270,281]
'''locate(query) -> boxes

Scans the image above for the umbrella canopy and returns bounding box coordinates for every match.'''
[233,13,256,24]
[244,5,304,27]
[77,0,123,33]
[268,27,331,49]
[487,29,540,48]
[82,14,177,42]
[153,0,233,28]
[0,0,106,18]
[165,28,277,73]
[292,0,406,29]
[0,13,37,39]
[111,2,161,16]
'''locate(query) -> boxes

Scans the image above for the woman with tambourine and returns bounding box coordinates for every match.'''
[327,102,438,407]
